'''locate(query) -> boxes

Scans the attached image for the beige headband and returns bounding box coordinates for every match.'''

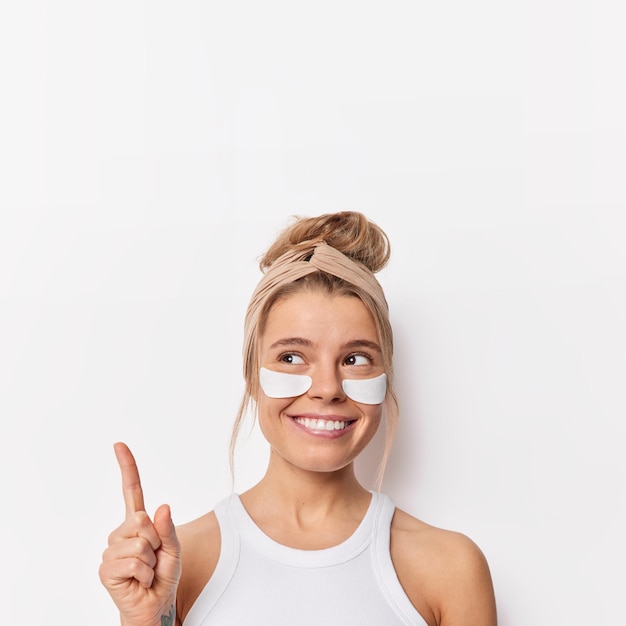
[244,241,388,341]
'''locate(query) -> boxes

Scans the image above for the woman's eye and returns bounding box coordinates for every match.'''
[280,353,305,365]
[345,353,371,366]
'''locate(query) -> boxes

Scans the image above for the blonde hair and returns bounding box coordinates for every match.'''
[230,211,399,489]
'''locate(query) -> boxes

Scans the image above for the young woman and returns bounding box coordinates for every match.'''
[99,211,497,625]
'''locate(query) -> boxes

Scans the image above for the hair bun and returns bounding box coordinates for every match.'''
[260,211,391,274]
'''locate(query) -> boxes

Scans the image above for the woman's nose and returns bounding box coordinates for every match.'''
[307,366,346,402]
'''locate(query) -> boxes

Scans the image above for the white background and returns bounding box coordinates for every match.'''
[1,1,625,624]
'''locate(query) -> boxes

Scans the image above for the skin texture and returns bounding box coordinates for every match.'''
[100,291,497,626]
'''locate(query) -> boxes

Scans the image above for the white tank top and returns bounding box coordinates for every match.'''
[183,491,428,625]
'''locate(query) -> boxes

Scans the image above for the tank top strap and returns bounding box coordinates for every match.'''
[182,495,240,626]
[372,494,425,624]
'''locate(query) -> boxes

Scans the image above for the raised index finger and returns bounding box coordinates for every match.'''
[113,441,146,516]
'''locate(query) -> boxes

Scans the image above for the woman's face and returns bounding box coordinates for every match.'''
[256,290,385,474]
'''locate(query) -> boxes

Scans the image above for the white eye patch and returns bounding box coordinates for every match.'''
[259,367,313,398]
[342,373,387,405]
[259,368,387,405]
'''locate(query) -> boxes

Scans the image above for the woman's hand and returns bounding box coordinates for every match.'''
[99,442,182,626]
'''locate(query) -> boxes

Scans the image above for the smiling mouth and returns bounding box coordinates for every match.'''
[292,417,355,431]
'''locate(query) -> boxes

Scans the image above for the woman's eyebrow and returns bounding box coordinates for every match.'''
[343,339,382,352]
[269,337,314,349]
[268,338,381,352]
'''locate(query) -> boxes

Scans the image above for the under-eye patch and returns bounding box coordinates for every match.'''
[341,373,387,405]
[259,367,312,398]
[259,368,387,405]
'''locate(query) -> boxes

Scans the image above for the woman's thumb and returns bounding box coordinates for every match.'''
[153,504,181,556]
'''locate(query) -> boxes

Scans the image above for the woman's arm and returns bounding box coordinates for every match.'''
[435,532,497,626]
[391,509,497,626]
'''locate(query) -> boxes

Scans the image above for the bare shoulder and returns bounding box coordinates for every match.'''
[175,511,221,624]
[391,508,497,626]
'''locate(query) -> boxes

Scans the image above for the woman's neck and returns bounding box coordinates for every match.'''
[238,454,372,548]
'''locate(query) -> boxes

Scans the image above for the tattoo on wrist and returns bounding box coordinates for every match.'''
[161,604,175,626]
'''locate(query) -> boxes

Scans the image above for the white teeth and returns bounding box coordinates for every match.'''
[294,417,350,431]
